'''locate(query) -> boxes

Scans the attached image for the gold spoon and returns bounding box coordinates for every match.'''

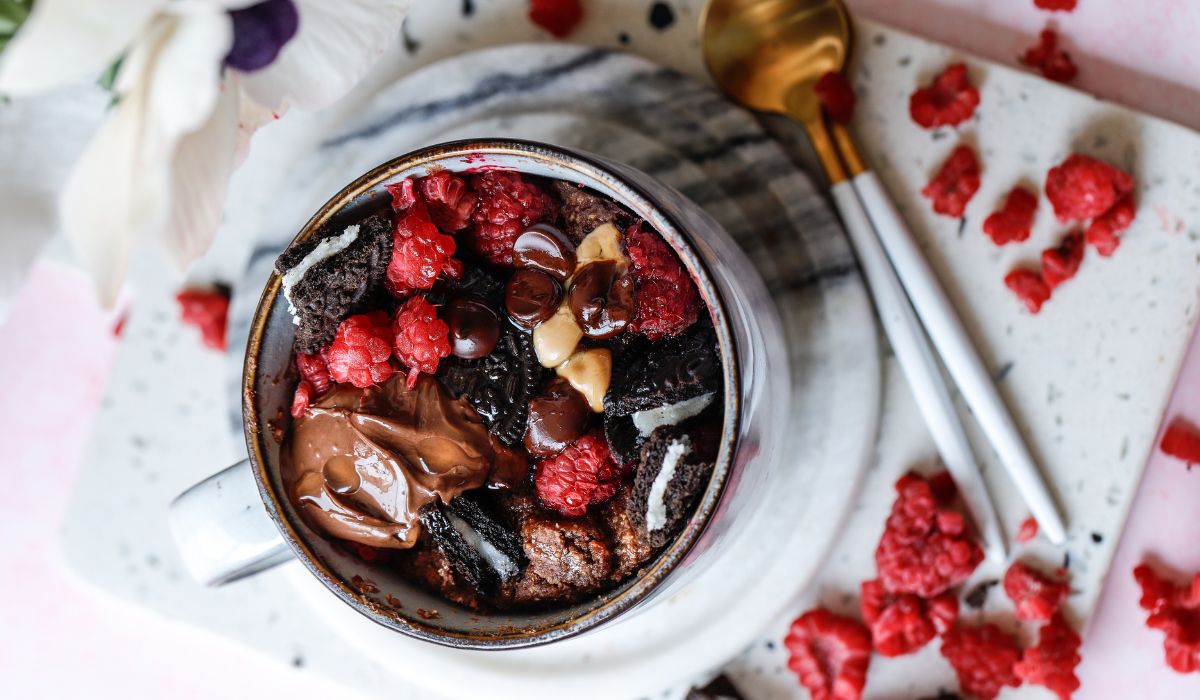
[699,0,1050,556]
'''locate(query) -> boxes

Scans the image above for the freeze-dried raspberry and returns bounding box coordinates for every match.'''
[626,222,701,340]
[1004,561,1070,621]
[391,296,451,389]
[940,623,1023,700]
[417,171,476,232]
[1135,563,1200,674]
[1034,0,1077,11]
[922,145,981,218]
[387,194,463,292]
[176,288,230,351]
[291,380,315,418]
[784,609,872,700]
[469,171,558,265]
[815,70,856,124]
[528,0,583,38]
[1160,419,1200,466]
[325,312,395,388]
[909,63,980,129]
[1015,615,1082,700]
[535,431,620,516]
[1022,29,1078,84]
[1085,194,1135,257]
[875,471,984,598]
[1041,230,1084,289]
[983,187,1038,245]
[861,579,959,657]
[1005,270,1051,314]
[1045,154,1135,223]
[1016,516,1039,544]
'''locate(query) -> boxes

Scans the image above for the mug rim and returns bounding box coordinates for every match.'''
[242,138,743,649]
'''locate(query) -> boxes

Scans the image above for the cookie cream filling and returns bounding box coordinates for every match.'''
[282,224,361,323]
[632,392,714,438]
[646,436,691,533]
[447,511,519,580]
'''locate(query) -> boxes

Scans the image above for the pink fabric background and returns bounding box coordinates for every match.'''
[2,0,1198,697]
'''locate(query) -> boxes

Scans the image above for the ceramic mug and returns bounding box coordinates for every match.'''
[169,139,789,649]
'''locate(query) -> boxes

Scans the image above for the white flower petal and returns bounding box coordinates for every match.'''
[0,0,165,95]
[236,0,410,112]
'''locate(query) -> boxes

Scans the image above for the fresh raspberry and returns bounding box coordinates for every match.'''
[469,171,558,265]
[1045,154,1135,223]
[385,178,417,210]
[860,579,958,657]
[291,380,315,418]
[783,609,872,700]
[391,296,451,390]
[940,623,1023,700]
[1160,420,1200,465]
[1016,516,1039,544]
[528,0,583,38]
[1134,564,1180,613]
[909,63,980,129]
[325,312,395,388]
[1085,194,1135,257]
[1035,0,1077,11]
[922,145,981,218]
[983,187,1038,245]
[814,70,856,124]
[387,194,463,293]
[1022,29,1078,84]
[625,223,701,340]
[417,171,477,232]
[875,472,984,598]
[296,351,332,396]
[176,288,230,351]
[535,431,620,517]
[1004,561,1070,621]
[1134,564,1200,673]
[1015,615,1082,700]
[1005,270,1052,314]
[1041,230,1085,289]
[928,470,959,504]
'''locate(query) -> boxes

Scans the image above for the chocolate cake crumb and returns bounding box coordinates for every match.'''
[553,180,629,243]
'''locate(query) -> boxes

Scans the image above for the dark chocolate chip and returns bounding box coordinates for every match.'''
[525,377,592,457]
[512,224,576,281]
[505,269,562,329]
[648,2,675,30]
[568,260,633,339]
[444,297,501,360]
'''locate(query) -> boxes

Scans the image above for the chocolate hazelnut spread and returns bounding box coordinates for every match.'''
[282,375,527,549]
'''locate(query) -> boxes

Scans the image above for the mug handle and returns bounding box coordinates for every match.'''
[169,458,293,586]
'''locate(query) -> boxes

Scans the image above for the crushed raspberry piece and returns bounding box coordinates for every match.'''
[528,0,583,38]
[469,171,558,265]
[861,579,959,657]
[940,623,1023,700]
[1005,270,1051,314]
[1015,615,1082,700]
[291,380,315,418]
[1134,564,1179,612]
[1041,230,1085,289]
[1034,0,1077,11]
[387,193,463,292]
[1022,29,1078,84]
[922,145,981,218]
[1085,194,1135,257]
[1160,420,1200,466]
[1134,563,1200,674]
[534,431,620,516]
[909,63,980,129]
[784,609,872,700]
[325,312,395,388]
[176,287,230,351]
[1045,154,1135,223]
[1016,516,1039,544]
[1004,561,1070,621]
[875,471,984,598]
[814,71,857,124]
[417,171,477,232]
[625,222,701,340]
[983,187,1038,245]
[391,296,451,390]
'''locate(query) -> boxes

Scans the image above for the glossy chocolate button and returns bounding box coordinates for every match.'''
[512,224,576,281]
[505,269,562,329]
[524,377,591,456]
[567,260,633,339]
[444,297,501,359]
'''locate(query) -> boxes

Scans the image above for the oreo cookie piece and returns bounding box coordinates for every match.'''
[426,260,506,307]
[276,211,393,353]
[553,181,630,244]
[440,326,548,447]
[420,495,526,595]
[629,426,715,549]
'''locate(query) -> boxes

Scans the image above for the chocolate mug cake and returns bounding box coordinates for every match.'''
[275,168,725,611]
